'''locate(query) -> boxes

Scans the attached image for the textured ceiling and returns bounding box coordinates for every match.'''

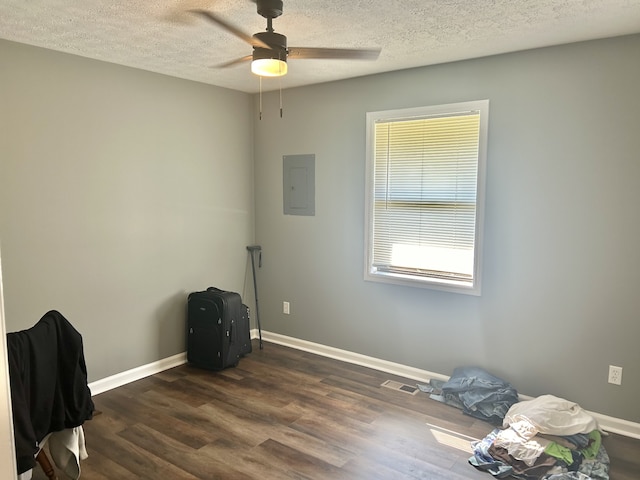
[1,0,640,93]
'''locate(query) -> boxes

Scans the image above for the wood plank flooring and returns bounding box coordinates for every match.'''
[32,341,640,479]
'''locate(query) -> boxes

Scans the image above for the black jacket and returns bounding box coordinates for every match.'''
[7,310,94,474]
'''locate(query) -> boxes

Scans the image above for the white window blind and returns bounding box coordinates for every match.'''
[365,101,488,294]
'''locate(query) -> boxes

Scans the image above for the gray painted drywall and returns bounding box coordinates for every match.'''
[0,39,255,382]
[1,33,638,429]
[253,35,640,423]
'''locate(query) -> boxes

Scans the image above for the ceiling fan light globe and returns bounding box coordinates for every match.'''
[251,58,288,77]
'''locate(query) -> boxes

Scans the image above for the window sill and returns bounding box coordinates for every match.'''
[364,270,481,296]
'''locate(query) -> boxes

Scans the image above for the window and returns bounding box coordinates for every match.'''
[364,100,489,295]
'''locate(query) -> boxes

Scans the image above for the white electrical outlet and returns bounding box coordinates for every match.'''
[283,301,290,315]
[608,365,622,385]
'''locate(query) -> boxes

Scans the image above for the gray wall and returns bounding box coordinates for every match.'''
[0,40,254,381]
[1,34,639,426]
[253,35,640,423]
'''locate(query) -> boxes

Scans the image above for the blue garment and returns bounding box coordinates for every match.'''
[439,366,519,424]
[469,428,514,478]
[542,473,592,480]
[578,445,610,480]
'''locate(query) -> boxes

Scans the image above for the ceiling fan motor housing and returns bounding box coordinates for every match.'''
[257,0,283,19]
[253,31,287,60]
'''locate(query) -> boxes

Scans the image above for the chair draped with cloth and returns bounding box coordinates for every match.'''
[7,310,94,479]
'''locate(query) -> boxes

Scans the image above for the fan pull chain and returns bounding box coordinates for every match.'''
[279,77,283,118]
[259,76,263,120]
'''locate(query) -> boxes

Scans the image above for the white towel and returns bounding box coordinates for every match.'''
[503,394,599,437]
[48,427,88,479]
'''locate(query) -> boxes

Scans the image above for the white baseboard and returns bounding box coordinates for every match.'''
[257,330,450,384]
[88,352,186,396]
[89,330,640,439]
[589,412,640,439]
[255,329,640,440]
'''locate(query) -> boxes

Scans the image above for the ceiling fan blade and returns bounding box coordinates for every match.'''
[189,9,272,49]
[214,55,253,69]
[287,47,381,60]
[163,1,216,24]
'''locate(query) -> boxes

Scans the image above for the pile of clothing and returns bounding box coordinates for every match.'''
[469,395,609,480]
[425,366,520,425]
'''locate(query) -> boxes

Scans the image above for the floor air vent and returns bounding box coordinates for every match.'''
[381,380,419,395]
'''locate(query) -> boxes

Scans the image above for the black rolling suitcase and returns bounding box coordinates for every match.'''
[187,287,248,370]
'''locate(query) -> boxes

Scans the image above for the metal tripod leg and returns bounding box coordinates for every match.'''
[247,245,263,349]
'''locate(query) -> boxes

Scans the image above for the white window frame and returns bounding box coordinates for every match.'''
[364,100,489,295]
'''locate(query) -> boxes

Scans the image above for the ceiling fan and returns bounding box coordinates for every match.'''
[189,0,381,77]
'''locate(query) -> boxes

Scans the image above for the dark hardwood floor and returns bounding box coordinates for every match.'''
[33,341,640,479]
